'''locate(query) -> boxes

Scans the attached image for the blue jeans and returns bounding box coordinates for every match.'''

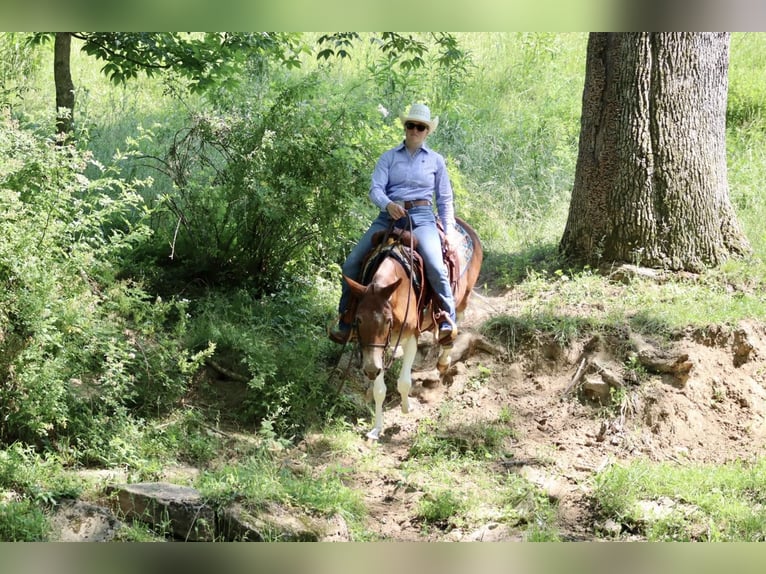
[338,205,456,324]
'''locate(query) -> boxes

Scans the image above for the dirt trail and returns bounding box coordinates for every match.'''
[301,289,766,541]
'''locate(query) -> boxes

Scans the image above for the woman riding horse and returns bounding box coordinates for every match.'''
[330,103,457,345]
[344,215,483,440]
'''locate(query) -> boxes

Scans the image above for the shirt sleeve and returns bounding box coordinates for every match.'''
[369,150,393,210]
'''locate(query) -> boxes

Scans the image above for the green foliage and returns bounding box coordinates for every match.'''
[0,500,50,541]
[185,280,347,436]
[442,33,585,254]
[30,33,306,92]
[0,33,41,109]
[727,34,766,130]
[500,472,561,541]
[316,32,473,119]
[409,406,515,461]
[0,442,81,504]
[131,72,393,293]
[197,451,366,525]
[482,311,590,357]
[416,490,464,527]
[0,112,207,455]
[592,458,766,541]
[144,407,223,466]
[113,520,168,542]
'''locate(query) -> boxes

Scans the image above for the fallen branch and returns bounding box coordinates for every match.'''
[562,358,588,396]
[441,331,506,365]
[206,359,250,383]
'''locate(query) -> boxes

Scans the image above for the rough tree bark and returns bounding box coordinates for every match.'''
[560,32,750,272]
[54,32,75,136]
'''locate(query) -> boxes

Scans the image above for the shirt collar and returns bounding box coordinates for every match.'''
[395,141,431,154]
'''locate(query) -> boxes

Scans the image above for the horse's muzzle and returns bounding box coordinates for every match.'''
[361,348,384,380]
[363,365,382,380]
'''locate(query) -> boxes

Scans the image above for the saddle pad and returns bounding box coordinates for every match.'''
[452,222,475,278]
[361,242,422,293]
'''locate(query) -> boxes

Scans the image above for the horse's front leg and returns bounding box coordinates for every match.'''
[367,369,386,441]
[436,342,453,374]
[397,336,418,414]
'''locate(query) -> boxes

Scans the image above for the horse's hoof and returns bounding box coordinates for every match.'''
[366,428,381,440]
[437,361,450,374]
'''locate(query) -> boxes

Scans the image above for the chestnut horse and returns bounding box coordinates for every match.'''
[344,217,483,440]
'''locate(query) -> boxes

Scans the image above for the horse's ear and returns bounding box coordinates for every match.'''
[379,277,403,300]
[343,275,367,296]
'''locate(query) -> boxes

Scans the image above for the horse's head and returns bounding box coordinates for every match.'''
[343,274,403,380]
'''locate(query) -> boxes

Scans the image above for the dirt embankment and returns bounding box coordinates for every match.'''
[311,289,766,541]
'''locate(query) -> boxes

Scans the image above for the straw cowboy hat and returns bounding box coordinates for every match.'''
[399,103,439,133]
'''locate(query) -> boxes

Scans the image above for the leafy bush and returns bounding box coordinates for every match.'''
[132,72,396,294]
[186,278,346,437]
[0,112,207,453]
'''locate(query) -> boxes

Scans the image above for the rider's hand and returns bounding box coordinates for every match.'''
[386,202,406,220]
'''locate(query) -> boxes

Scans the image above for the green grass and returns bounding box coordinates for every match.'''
[416,490,465,527]
[0,500,50,541]
[0,443,82,505]
[400,401,559,539]
[408,403,516,461]
[195,449,368,538]
[592,458,766,541]
[481,260,766,358]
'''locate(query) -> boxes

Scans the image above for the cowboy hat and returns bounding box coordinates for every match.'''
[399,103,438,133]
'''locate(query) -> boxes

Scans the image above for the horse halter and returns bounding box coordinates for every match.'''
[353,314,393,349]
[351,312,396,371]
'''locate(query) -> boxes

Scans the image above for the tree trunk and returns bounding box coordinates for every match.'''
[54,32,75,136]
[560,33,750,272]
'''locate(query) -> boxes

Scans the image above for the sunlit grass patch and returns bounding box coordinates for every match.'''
[408,403,516,461]
[592,457,766,541]
[196,449,367,537]
[483,261,766,358]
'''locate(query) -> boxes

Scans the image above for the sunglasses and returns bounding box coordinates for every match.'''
[405,122,428,132]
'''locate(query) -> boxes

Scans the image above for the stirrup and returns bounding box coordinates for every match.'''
[437,316,457,345]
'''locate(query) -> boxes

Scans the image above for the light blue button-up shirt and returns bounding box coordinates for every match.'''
[368,142,455,230]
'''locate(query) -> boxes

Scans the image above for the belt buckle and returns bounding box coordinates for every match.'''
[394,200,405,208]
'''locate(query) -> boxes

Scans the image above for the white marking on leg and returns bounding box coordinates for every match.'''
[397,336,417,414]
[437,346,452,374]
[367,371,386,440]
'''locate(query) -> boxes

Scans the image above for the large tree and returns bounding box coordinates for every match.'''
[560,32,751,272]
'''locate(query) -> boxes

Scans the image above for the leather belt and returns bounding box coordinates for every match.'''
[403,199,431,209]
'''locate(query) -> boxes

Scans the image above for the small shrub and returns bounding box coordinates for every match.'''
[185,282,351,438]
[0,500,49,541]
[417,490,464,527]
